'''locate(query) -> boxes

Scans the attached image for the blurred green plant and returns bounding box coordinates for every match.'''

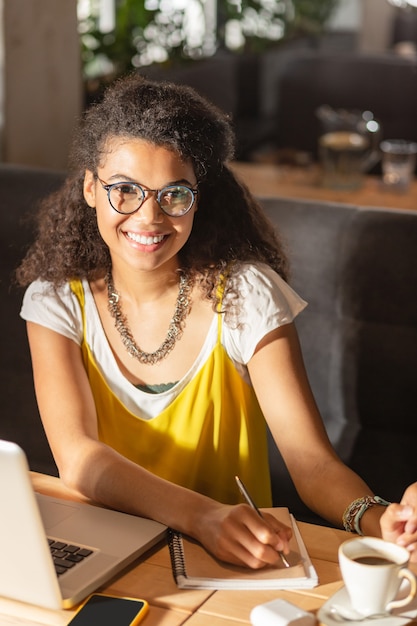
[217,0,340,52]
[80,1,168,79]
[289,0,341,37]
[79,0,341,80]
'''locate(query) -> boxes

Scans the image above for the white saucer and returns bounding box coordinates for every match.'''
[318,585,417,626]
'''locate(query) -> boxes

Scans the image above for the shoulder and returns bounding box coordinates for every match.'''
[222,263,307,365]
[21,279,77,309]
[20,279,85,345]
[226,262,306,319]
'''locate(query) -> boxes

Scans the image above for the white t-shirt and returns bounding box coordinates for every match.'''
[20,263,307,419]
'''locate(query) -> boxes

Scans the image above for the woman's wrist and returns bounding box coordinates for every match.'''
[359,502,390,536]
[179,489,224,541]
[343,495,391,535]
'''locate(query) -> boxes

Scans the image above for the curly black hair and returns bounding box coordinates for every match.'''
[16,73,288,297]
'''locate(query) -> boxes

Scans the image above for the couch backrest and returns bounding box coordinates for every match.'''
[260,196,417,521]
[0,165,65,474]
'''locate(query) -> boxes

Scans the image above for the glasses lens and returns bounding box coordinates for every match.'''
[159,186,194,216]
[109,183,142,214]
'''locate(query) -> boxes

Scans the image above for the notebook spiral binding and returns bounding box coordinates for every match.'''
[167,528,188,583]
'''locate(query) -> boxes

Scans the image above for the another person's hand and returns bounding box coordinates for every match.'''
[380,483,417,562]
[196,503,292,569]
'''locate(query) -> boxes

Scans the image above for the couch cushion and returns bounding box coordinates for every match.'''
[0,165,65,475]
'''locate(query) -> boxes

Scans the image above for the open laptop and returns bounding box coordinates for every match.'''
[0,440,167,610]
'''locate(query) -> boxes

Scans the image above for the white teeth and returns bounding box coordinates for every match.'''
[126,232,164,245]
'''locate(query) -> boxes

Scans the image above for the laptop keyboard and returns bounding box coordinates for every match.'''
[48,538,94,576]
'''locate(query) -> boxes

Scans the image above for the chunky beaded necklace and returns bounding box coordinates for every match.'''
[105,271,191,365]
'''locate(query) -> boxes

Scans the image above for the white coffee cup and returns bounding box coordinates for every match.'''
[339,536,416,618]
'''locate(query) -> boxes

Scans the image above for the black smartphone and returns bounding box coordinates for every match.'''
[68,593,149,625]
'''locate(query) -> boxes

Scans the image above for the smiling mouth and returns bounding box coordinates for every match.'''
[126,232,166,245]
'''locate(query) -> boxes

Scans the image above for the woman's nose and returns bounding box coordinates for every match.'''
[131,192,164,223]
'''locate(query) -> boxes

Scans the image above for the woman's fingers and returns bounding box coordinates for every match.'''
[380,503,417,561]
[203,504,292,569]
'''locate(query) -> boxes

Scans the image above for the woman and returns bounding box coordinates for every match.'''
[18,74,417,567]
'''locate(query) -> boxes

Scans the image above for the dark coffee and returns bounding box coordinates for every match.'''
[353,555,395,566]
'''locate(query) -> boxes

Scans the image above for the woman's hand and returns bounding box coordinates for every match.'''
[195,503,292,569]
[380,483,417,562]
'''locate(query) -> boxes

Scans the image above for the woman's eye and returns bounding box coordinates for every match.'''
[164,188,186,200]
[115,184,138,195]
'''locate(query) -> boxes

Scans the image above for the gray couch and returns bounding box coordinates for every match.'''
[1,165,65,475]
[1,164,416,524]
[261,197,417,523]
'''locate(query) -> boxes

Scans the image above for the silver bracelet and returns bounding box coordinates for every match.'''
[342,495,391,535]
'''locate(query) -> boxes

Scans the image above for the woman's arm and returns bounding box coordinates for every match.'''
[247,322,386,535]
[248,321,417,560]
[26,321,290,568]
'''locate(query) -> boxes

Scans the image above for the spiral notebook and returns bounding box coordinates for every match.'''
[168,507,318,590]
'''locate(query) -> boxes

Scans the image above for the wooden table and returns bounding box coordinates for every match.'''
[230,162,417,211]
[1,473,416,626]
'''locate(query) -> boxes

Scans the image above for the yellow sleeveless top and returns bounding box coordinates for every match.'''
[70,279,272,506]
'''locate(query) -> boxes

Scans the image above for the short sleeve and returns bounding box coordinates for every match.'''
[222,263,307,364]
[20,279,83,345]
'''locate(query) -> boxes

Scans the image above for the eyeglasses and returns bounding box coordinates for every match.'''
[97,177,198,217]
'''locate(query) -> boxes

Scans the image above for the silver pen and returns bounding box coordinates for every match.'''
[235,475,290,568]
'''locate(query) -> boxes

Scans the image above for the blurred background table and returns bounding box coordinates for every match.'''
[231,162,417,211]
